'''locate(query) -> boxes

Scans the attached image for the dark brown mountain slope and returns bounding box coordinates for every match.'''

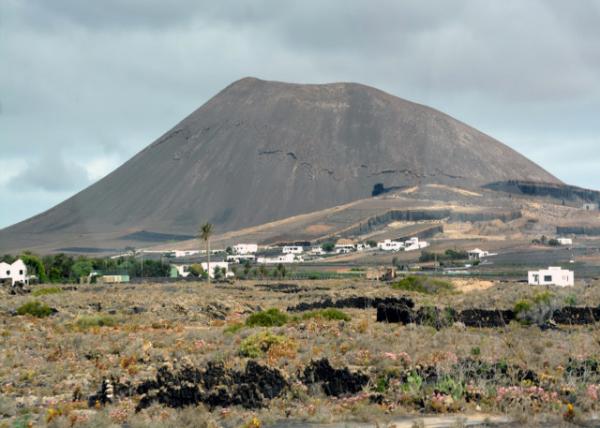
[0,77,560,252]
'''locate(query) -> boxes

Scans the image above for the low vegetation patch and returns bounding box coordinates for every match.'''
[419,249,469,263]
[239,331,295,358]
[224,322,244,334]
[245,308,289,327]
[74,314,118,330]
[16,301,54,318]
[391,275,454,294]
[301,308,351,321]
[514,291,558,326]
[31,286,63,297]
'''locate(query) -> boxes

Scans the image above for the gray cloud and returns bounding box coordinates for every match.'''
[8,153,91,192]
[0,0,599,228]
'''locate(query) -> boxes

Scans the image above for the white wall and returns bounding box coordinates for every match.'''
[233,244,258,255]
[201,261,232,278]
[257,253,298,264]
[0,259,28,285]
[528,267,574,287]
[377,240,403,251]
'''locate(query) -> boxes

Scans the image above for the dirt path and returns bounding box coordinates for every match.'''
[270,414,511,428]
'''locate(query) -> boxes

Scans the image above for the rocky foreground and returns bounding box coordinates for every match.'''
[2,279,600,427]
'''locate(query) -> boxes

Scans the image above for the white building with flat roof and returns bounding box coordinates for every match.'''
[0,259,28,286]
[468,248,498,260]
[377,239,404,252]
[404,237,429,251]
[557,238,573,246]
[201,261,233,279]
[257,253,300,264]
[528,267,574,287]
[233,243,258,255]
[310,247,325,255]
[172,250,200,258]
[282,246,303,254]
[227,254,256,263]
[172,264,191,278]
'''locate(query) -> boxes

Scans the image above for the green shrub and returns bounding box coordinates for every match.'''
[375,376,389,393]
[564,294,578,306]
[75,314,117,329]
[514,292,559,326]
[239,331,291,358]
[224,322,244,334]
[245,308,289,327]
[533,291,555,305]
[401,371,423,394]
[301,308,351,321]
[417,305,456,329]
[31,286,63,297]
[16,301,53,318]
[436,376,465,400]
[470,346,481,356]
[514,299,532,314]
[391,275,454,294]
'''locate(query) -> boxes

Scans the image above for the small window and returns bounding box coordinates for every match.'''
[6,270,10,275]
[544,275,552,282]
[19,270,23,275]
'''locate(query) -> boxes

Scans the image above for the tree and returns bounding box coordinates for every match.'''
[213,266,223,280]
[276,263,287,278]
[258,265,267,279]
[321,242,335,253]
[243,260,252,278]
[71,260,93,280]
[199,223,214,284]
[1,254,16,264]
[189,263,207,279]
[20,254,48,283]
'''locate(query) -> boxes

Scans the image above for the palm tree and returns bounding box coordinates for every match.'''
[199,222,214,284]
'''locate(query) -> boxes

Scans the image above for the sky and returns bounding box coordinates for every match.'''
[1,0,599,229]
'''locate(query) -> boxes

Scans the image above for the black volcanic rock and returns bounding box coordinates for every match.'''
[0,77,560,251]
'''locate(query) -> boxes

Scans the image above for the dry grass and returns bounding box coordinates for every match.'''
[2,279,600,426]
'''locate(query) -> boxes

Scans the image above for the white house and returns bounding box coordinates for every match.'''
[0,259,29,286]
[557,238,573,246]
[172,262,234,279]
[257,253,300,264]
[377,239,404,252]
[582,203,598,211]
[227,254,256,263]
[310,247,325,255]
[334,239,355,254]
[233,243,258,255]
[172,264,191,278]
[404,237,429,252]
[528,267,574,287]
[201,261,234,279]
[282,246,304,254]
[172,250,200,258]
[468,248,497,260]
